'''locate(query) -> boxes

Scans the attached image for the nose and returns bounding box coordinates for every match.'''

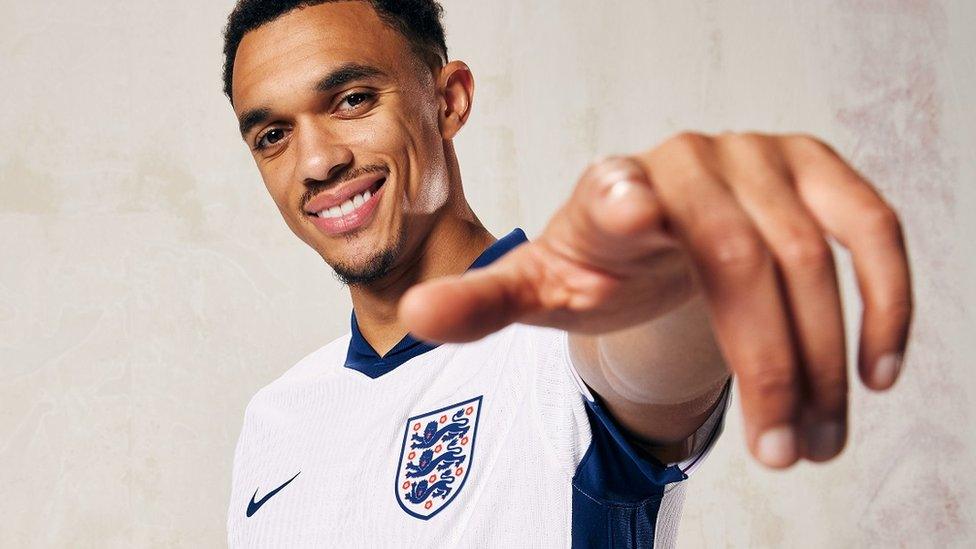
[293,119,353,185]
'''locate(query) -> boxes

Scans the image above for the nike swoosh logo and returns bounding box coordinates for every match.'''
[246,471,301,517]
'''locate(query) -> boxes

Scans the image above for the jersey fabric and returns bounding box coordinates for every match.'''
[227,228,733,548]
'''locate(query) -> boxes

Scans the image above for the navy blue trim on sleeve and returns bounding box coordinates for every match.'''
[571,392,687,548]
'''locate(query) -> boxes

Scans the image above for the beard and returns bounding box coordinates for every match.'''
[330,247,398,286]
[328,227,405,286]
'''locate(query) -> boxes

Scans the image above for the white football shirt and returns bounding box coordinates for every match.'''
[228,228,732,548]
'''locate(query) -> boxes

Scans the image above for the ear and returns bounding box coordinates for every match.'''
[436,60,475,140]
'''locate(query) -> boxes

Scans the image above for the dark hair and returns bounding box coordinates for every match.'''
[222,0,448,102]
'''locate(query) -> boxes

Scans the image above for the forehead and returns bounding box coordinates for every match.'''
[232,1,413,111]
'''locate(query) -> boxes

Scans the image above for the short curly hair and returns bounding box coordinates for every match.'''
[222,0,448,102]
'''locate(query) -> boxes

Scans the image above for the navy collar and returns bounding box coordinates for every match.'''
[344,228,528,379]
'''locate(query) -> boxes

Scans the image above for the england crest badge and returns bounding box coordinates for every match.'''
[395,395,483,520]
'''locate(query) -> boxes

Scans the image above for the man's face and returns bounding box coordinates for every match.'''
[231,2,451,284]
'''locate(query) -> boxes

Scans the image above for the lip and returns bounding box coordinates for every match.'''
[306,178,386,236]
[304,172,387,214]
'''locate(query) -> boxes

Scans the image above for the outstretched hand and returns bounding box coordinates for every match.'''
[399,132,912,466]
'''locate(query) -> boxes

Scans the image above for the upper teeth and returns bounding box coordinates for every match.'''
[317,189,373,218]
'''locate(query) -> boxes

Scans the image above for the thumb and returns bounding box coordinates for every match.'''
[560,156,672,265]
[398,246,541,343]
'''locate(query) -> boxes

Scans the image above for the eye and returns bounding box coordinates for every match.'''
[254,127,288,151]
[337,91,376,112]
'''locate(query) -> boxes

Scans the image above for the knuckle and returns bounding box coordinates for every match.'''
[875,296,914,321]
[806,365,849,399]
[749,363,797,400]
[860,205,902,237]
[787,133,836,156]
[698,228,769,271]
[674,165,721,192]
[778,236,832,270]
[808,361,847,394]
[666,131,713,154]
[722,131,770,149]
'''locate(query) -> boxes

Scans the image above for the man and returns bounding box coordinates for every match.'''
[222,1,912,547]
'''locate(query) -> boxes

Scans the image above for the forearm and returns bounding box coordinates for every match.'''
[568,273,732,448]
[595,290,730,407]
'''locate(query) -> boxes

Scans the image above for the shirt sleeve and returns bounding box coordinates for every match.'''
[558,330,733,548]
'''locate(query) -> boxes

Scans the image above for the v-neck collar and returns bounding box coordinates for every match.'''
[344,228,528,379]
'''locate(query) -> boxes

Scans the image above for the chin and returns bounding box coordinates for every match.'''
[328,247,399,286]
[320,227,405,286]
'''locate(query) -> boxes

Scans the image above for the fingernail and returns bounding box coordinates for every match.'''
[872,352,903,388]
[606,179,638,201]
[757,425,798,467]
[805,420,845,461]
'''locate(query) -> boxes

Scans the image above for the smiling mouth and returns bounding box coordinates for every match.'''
[308,177,386,219]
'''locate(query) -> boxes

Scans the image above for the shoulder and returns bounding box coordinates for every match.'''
[505,323,594,401]
[247,332,351,406]
[503,322,572,359]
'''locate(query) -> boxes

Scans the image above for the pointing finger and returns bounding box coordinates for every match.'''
[398,245,542,343]
[558,156,672,267]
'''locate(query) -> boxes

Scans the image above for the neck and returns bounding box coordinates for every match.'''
[348,157,495,356]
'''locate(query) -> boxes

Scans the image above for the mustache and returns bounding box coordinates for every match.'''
[300,163,389,211]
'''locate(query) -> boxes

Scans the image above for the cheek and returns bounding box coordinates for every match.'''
[401,120,451,214]
[348,97,449,215]
[260,169,294,216]
[258,163,307,234]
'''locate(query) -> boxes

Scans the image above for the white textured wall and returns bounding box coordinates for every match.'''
[1,1,973,546]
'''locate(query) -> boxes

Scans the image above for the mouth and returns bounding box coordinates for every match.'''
[304,175,388,236]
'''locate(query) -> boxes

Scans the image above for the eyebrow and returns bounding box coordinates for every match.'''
[314,62,387,94]
[238,107,271,138]
[237,63,389,138]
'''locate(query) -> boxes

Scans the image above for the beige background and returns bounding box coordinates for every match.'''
[1,0,973,546]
